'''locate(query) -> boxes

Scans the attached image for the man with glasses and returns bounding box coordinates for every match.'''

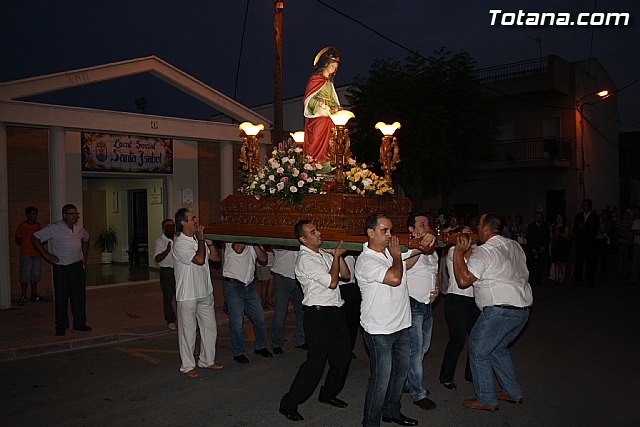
[32,204,91,336]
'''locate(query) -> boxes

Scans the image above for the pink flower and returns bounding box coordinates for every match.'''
[280,176,288,182]
[297,180,305,187]
[300,172,308,179]
[290,186,298,193]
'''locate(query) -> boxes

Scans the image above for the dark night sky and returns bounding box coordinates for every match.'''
[2,0,639,131]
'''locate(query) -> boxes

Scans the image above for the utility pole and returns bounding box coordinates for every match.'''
[273,0,284,146]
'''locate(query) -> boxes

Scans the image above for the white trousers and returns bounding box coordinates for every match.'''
[177,293,218,372]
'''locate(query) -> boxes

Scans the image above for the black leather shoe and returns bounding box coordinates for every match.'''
[73,325,92,332]
[295,342,308,350]
[279,407,304,421]
[382,413,418,426]
[233,354,250,364]
[441,381,457,390]
[414,397,437,410]
[318,396,348,408]
[273,347,283,355]
[55,329,65,336]
[254,348,273,357]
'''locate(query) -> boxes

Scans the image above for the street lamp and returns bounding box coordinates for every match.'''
[239,122,265,178]
[327,110,355,193]
[375,121,401,185]
[576,89,611,199]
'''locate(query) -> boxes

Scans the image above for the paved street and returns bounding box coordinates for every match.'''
[1,267,640,426]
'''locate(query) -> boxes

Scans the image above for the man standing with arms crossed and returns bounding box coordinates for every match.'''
[154,219,177,331]
[453,212,533,411]
[173,208,222,378]
[32,204,90,336]
[403,212,439,411]
[279,220,352,422]
[357,213,435,427]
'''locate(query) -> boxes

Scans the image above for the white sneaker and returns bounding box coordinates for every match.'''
[167,322,177,331]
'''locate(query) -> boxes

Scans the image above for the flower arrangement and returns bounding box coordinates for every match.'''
[240,144,324,204]
[344,161,395,198]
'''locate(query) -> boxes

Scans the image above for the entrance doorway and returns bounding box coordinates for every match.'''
[127,189,149,266]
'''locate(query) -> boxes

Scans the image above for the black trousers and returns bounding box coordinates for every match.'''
[160,267,176,323]
[53,261,87,331]
[280,307,352,411]
[575,242,597,286]
[439,293,480,384]
[339,282,362,351]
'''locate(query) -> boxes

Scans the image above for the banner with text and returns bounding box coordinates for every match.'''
[82,132,173,174]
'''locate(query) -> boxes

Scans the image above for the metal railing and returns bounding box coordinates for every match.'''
[476,58,549,83]
[484,137,572,162]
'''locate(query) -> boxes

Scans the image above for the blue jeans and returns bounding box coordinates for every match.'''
[271,273,305,348]
[406,298,433,401]
[363,328,410,427]
[469,306,530,405]
[223,279,267,356]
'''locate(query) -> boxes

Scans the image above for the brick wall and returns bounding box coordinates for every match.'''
[7,126,52,297]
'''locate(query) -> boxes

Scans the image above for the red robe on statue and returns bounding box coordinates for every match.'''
[303,73,338,163]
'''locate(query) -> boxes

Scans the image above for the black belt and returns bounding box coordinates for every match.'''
[223,277,247,286]
[494,305,528,310]
[303,305,340,311]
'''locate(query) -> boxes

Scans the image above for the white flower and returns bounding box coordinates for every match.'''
[297,180,305,187]
[362,163,368,168]
[294,147,303,153]
[270,188,276,194]
[269,174,275,181]
[282,156,290,163]
[309,188,317,193]
[351,185,357,190]
[276,167,284,174]
[306,178,313,183]
[290,186,298,193]
[288,158,295,164]
[316,164,323,170]
[292,168,300,177]
[257,171,265,179]
[304,163,314,171]
[276,182,285,190]
[249,182,256,189]
[260,184,266,190]
[363,179,373,187]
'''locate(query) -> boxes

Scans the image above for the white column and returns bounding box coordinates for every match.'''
[49,127,67,219]
[220,141,234,202]
[0,122,11,309]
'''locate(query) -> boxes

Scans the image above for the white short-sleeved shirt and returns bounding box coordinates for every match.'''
[403,251,438,304]
[271,248,297,279]
[295,244,344,307]
[154,234,174,268]
[172,233,213,301]
[223,243,257,285]
[466,235,533,309]
[32,220,89,266]
[356,242,411,335]
[446,246,474,298]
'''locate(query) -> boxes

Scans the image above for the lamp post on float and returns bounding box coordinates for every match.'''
[290,131,305,148]
[239,122,265,178]
[327,110,355,193]
[375,121,401,185]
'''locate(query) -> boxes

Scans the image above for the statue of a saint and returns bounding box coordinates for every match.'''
[303,46,341,164]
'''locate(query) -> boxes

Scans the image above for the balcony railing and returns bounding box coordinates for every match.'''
[483,137,572,162]
[475,58,549,84]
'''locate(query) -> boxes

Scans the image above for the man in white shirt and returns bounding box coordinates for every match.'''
[222,241,272,363]
[403,212,439,411]
[356,213,435,427]
[173,208,222,378]
[271,248,305,354]
[153,219,177,330]
[438,226,480,390]
[279,220,352,422]
[32,204,91,336]
[453,212,533,411]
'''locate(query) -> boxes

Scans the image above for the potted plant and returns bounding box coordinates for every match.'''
[95,226,117,264]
